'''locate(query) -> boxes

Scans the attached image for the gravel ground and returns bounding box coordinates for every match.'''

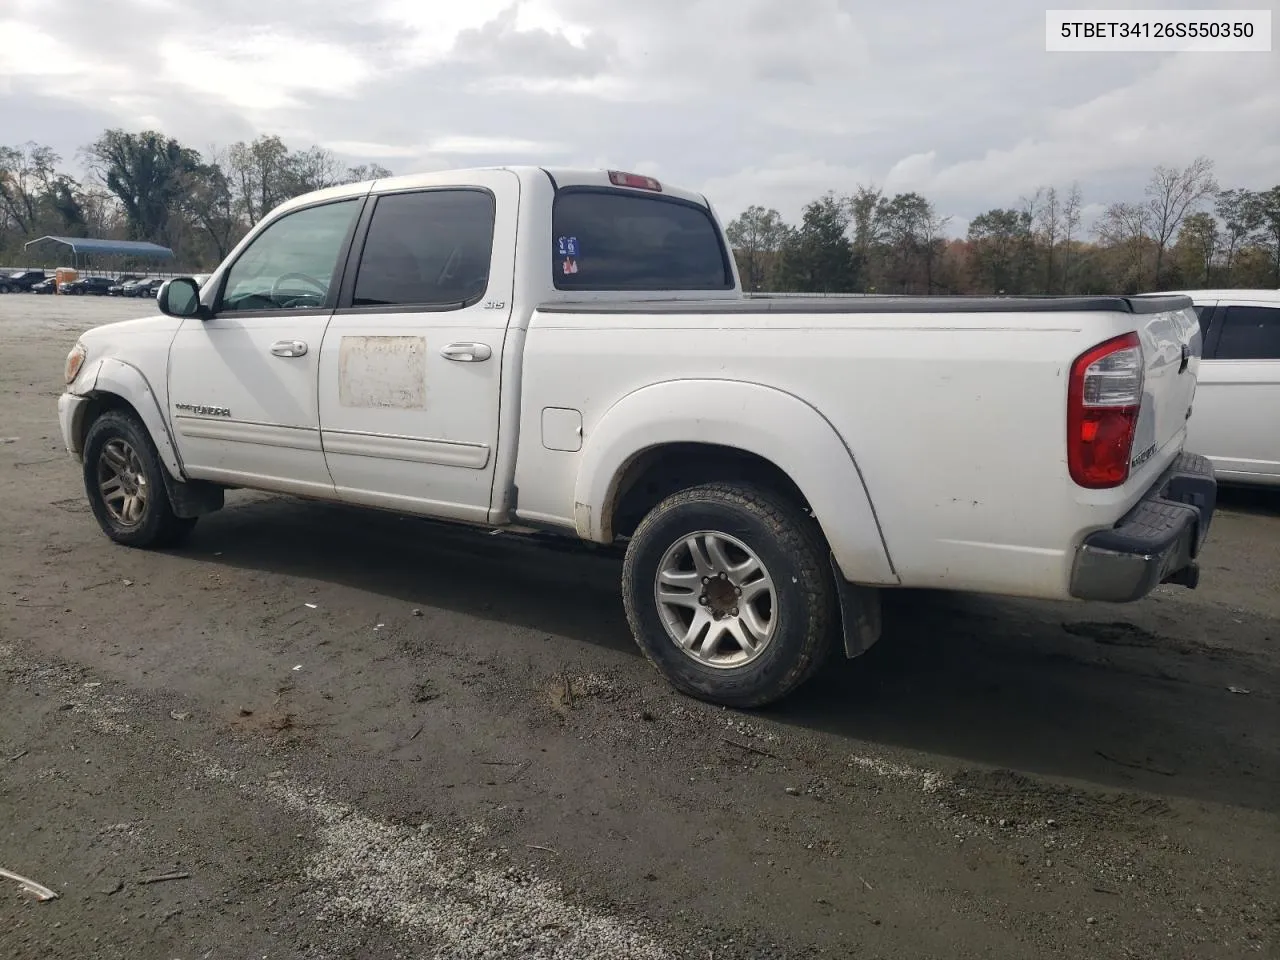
[1,294,1277,959]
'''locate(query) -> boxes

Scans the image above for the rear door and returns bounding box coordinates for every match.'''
[1189,300,1280,483]
[317,171,519,523]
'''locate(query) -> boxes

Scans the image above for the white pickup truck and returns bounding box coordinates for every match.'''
[57,166,1217,707]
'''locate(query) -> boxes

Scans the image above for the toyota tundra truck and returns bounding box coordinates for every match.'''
[56,166,1216,707]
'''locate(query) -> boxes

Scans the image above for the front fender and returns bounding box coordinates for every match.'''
[573,379,898,585]
[80,357,185,480]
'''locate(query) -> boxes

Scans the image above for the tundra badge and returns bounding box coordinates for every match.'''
[175,403,231,417]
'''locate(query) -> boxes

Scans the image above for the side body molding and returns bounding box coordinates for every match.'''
[83,358,186,480]
[572,379,899,586]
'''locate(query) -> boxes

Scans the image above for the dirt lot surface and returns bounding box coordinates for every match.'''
[1,294,1277,960]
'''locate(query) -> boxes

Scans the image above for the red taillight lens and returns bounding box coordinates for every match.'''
[1067,332,1144,488]
[607,170,662,191]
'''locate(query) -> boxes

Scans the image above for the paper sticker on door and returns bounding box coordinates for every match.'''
[338,336,427,409]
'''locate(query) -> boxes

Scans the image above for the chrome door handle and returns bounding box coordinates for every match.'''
[440,342,492,362]
[271,340,308,357]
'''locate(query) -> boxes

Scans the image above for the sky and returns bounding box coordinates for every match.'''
[0,0,1276,237]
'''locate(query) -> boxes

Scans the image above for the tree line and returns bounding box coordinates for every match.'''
[728,157,1280,294]
[0,131,392,267]
[3,136,1277,291]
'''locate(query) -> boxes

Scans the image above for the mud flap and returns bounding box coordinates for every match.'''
[160,469,225,519]
[830,552,882,659]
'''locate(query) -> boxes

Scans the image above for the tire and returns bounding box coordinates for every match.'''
[622,482,837,708]
[0,284,11,294]
[82,409,197,549]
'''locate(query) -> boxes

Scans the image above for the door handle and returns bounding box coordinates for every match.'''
[270,340,308,358]
[440,342,492,362]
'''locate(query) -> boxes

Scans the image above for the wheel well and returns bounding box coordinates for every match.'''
[76,392,142,452]
[608,443,810,539]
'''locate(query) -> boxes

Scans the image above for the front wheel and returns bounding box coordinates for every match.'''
[622,482,837,708]
[82,410,197,548]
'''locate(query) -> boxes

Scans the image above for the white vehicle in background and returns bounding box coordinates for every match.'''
[57,166,1218,707]
[1148,289,1280,487]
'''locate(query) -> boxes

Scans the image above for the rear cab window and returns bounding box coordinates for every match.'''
[551,189,733,291]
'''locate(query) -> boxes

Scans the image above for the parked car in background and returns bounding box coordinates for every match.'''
[0,269,47,293]
[113,278,162,298]
[61,276,118,296]
[1146,289,1280,487]
[106,275,146,295]
[31,277,58,294]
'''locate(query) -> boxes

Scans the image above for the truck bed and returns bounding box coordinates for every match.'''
[515,294,1201,600]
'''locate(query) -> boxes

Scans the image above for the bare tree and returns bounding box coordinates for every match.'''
[1216,188,1256,280]
[1173,212,1218,286]
[1243,185,1280,287]
[1035,186,1062,292]
[1144,157,1218,285]
[227,135,290,227]
[0,142,61,234]
[343,163,394,184]
[1061,183,1083,293]
[1097,201,1153,289]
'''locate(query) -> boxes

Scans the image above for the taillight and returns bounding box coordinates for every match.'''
[607,170,662,191]
[1067,332,1144,488]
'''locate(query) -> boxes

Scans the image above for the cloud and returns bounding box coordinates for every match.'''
[0,0,1275,231]
[158,36,374,113]
[450,3,613,78]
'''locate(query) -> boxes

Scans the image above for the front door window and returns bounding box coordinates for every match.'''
[218,199,361,313]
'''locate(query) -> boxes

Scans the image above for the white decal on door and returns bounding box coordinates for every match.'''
[338,336,427,409]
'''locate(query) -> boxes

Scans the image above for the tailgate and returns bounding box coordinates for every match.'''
[1129,303,1201,470]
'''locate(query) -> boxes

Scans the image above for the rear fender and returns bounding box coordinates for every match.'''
[573,379,898,586]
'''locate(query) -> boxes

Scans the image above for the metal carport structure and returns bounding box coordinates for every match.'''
[22,236,175,271]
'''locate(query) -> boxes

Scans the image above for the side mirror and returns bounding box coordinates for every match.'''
[157,277,206,319]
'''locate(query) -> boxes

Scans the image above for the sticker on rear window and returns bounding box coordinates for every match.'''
[556,236,580,256]
[561,258,579,276]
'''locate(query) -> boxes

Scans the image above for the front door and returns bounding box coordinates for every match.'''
[167,197,364,496]
[317,173,518,523]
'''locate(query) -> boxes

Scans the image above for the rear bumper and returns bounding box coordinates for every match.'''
[1069,452,1216,603]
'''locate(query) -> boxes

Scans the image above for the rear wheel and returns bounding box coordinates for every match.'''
[83,410,197,548]
[622,482,837,708]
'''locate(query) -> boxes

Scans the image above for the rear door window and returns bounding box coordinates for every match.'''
[352,189,496,309]
[1213,306,1280,360]
[551,189,733,291]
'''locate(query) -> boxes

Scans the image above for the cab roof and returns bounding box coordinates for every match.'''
[271,166,711,218]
